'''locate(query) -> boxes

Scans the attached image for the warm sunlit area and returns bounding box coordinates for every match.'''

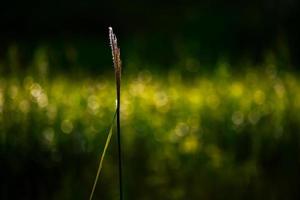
[1,1,300,200]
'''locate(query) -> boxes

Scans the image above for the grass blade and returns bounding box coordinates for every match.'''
[89,109,117,200]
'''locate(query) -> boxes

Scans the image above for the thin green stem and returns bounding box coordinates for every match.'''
[116,83,123,200]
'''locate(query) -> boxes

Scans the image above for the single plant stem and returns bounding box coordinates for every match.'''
[116,80,123,200]
[109,26,123,200]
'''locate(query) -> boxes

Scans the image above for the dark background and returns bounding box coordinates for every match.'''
[0,0,299,72]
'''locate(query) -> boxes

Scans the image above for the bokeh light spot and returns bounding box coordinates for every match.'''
[61,120,73,134]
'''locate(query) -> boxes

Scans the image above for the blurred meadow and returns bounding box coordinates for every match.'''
[1,0,300,200]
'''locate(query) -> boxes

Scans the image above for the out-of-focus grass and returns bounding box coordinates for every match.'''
[1,64,300,199]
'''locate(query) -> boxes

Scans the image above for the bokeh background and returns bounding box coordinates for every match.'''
[1,0,300,199]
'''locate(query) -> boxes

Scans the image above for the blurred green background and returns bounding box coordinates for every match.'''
[1,0,300,199]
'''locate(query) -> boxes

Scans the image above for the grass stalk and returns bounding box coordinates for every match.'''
[109,26,123,200]
[89,27,123,200]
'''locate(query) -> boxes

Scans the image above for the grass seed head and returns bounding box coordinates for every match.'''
[109,27,121,84]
